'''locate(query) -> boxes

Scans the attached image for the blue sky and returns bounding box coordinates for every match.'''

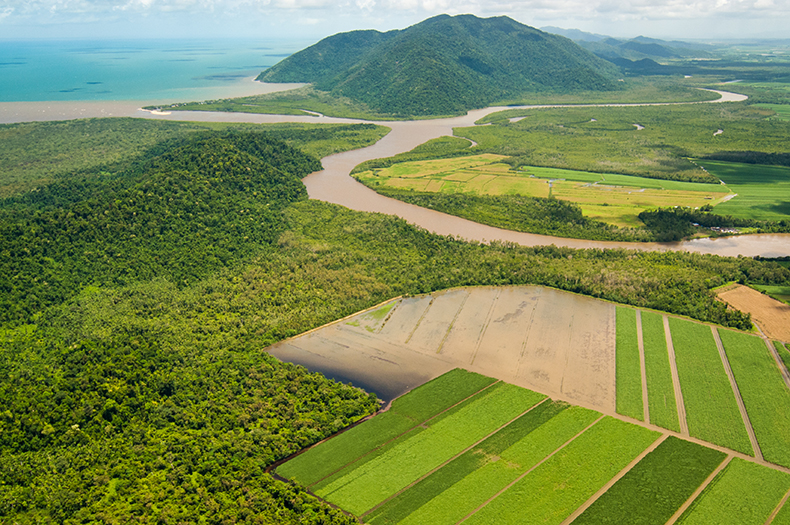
[0,0,788,41]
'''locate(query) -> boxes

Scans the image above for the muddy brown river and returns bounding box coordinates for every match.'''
[3,88,788,257]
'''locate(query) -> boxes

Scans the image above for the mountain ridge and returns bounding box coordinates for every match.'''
[258,14,622,116]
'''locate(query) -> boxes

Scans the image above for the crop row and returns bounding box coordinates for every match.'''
[571,436,726,524]
[367,404,600,525]
[720,330,790,468]
[316,382,545,515]
[615,307,643,421]
[677,458,790,524]
[276,368,496,486]
[640,311,680,432]
[669,318,752,455]
[463,417,659,525]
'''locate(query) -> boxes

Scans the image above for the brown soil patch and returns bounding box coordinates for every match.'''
[717,284,790,342]
[267,285,617,409]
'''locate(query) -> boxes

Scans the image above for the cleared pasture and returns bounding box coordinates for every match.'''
[676,458,790,525]
[698,160,790,221]
[615,306,644,421]
[641,311,680,432]
[668,318,752,455]
[719,329,790,468]
[571,436,726,525]
[463,417,660,525]
[355,155,731,227]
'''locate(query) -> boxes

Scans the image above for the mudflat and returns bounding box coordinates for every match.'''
[266,285,616,409]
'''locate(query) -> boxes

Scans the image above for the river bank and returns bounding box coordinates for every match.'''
[3,88,788,257]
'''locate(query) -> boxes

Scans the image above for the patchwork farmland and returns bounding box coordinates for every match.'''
[274,369,790,524]
[268,286,790,523]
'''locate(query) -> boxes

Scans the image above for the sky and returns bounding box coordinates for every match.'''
[1,0,789,41]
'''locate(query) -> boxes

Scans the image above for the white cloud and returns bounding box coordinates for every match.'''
[0,0,788,38]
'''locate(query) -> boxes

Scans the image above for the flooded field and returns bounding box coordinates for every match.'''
[266,285,616,408]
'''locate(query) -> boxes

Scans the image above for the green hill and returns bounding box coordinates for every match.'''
[258,14,622,116]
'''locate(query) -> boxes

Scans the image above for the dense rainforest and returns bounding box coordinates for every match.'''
[2,120,790,522]
[259,14,621,116]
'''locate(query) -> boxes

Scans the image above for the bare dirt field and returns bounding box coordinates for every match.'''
[266,285,617,409]
[717,284,790,342]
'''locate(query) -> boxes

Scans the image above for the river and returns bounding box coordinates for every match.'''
[3,88,789,257]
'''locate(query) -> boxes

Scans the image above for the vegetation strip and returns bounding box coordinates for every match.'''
[718,330,790,468]
[315,383,546,515]
[562,433,669,524]
[570,436,727,525]
[278,369,499,487]
[675,458,790,525]
[461,417,661,525]
[770,341,790,391]
[637,311,650,423]
[615,307,644,421]
[665,456,733,525]
[366,404,600,525]
[668,317,752,454]
[664,316,689,435]
[641,311,680,431]
[457,414,605,524]
[711,327,763,459]
[361,396,554,521]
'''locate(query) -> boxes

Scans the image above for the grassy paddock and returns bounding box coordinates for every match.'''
[463,417,660,525]
[696,160,790,221]
[677,458,790,525]
[572,436,726,525]
[615,307,644,420]
[719,330,790,468]
[641,312,680,432]
[669,318,752,455]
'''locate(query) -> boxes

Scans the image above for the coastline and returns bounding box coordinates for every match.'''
[0,77,304,124]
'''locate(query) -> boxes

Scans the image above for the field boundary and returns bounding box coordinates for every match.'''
[767,487,790,525]
[304,378,502,489]
[456,414,606,524]
[359,396,551,518]
[765,338,790,391]
[665,454,734,525]
[558,433,668,525]
[664,315,689,436]
[712,326,763,460]
[637,310,650,423]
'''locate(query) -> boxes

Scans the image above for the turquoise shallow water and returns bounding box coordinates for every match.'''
[0,39,307,102]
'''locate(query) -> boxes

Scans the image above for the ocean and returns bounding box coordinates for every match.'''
[0,38,310,103]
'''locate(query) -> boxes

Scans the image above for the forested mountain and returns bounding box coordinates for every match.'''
[258,14,622,116]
